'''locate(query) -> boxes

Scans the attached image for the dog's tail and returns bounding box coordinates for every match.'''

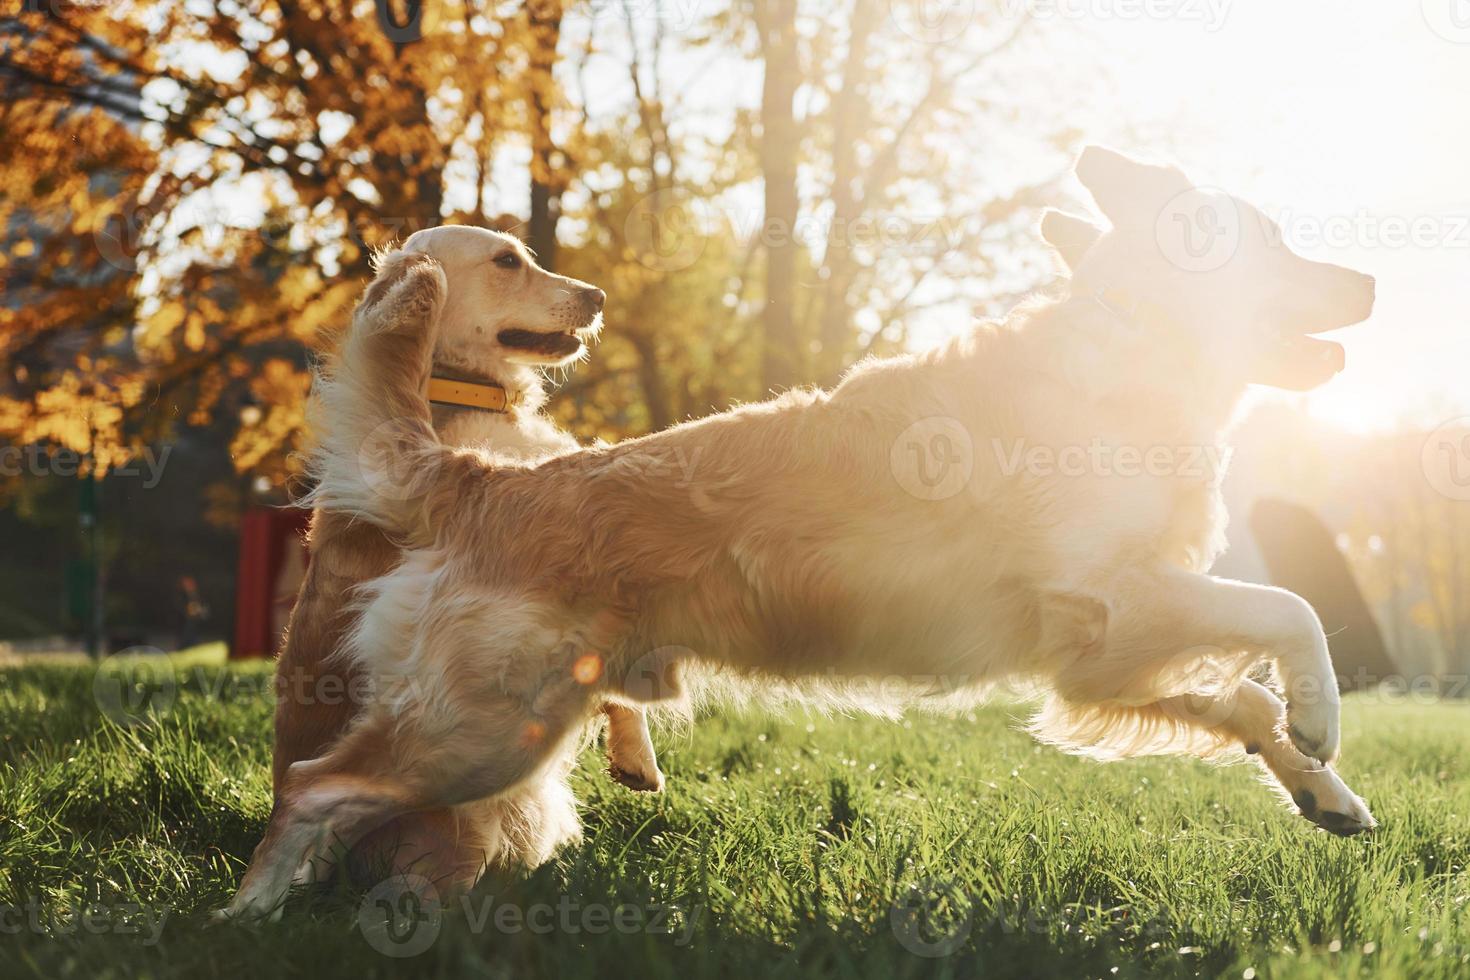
[299,250,451,545]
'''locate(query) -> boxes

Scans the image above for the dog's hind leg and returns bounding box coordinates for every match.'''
[339,808,490,894]
[1032,680,1374,836]
[219,749,421,922]
[221,668,596,922]
[341,760,583,894]
[604,703,664,792]
[1213,682,1375,837]
[442,748,583,883]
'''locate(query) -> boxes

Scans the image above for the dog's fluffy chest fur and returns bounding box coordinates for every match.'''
[1037,404,1232,581]
[1001,306,1237,583]
[434,403,578,461]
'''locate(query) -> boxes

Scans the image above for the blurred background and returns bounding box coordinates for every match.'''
[1,0,1467,686]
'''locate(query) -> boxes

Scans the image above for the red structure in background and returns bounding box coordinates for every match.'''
[232,507,310,659]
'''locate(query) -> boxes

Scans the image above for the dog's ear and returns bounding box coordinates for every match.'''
[1040,209,1104,272]
[359,250,446,322]
[400,226,438,256]
[1075,145,1189,225]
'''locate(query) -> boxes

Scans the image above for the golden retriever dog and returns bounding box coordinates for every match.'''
[272,225,660,896]
[224,149,1378,920]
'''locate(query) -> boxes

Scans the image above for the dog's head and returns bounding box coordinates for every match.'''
[399,225,605,374]
[1042,146,1375,391]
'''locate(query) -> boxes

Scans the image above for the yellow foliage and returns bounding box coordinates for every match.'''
[139,301,186,353]
[183,312,206,352]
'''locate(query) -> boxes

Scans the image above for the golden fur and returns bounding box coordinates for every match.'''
[227,150,1379,921]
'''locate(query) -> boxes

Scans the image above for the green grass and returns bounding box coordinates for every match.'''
[0,661,1466,979]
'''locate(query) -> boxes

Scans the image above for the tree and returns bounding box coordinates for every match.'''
[548,0,1075,433]
[1343,431,1470,682]
[526,0,567,268]
[753,0,800,393]
[0,0,560,484]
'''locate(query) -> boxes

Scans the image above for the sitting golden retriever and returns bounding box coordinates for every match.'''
[225,148,1377,921]
[272,225,660,896]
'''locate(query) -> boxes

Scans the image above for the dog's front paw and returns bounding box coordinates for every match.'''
[1285,696,1340,765]
[608,764,664,793]
[214,888,288,925]
[1291,769,1376,838]
[209,905,281,926]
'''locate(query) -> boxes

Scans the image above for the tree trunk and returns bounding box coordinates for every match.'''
[816,1,876,386]
[528,179,560,270]
[628,332,673,431]
[756,0,801,393]
[527,0,564,268]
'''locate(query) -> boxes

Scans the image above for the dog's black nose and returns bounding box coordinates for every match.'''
[585,287,606,311]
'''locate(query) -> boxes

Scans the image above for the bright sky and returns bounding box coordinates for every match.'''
[1053,0,1470,432]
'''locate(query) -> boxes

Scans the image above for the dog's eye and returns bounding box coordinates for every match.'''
[494,252,522,270]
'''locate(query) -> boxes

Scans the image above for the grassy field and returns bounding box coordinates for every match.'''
[0,658,1466,979]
